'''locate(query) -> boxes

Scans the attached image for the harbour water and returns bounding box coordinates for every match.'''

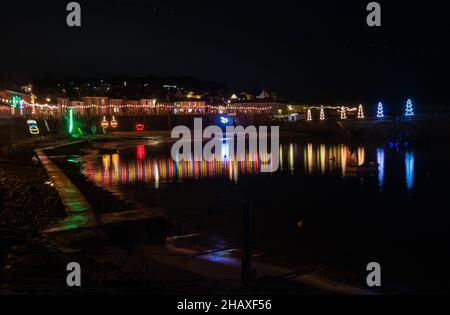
[80,139,450,293]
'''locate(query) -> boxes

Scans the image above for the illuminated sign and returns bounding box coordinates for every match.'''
[219,116,229,124]
[27,120,40,135]
[101,116,109,128]
[110,116,118,128]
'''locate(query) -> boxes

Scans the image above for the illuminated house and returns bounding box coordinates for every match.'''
[139,99,157,115]
[109,99,124,115]
[256,89,271,100]
[107,99,158,116]
[173,100,207,114]
[239,92,254,101]
[0,90,10,117]
[120,100,139,115]
[82,96,109,116]
[186,91,203,99]
[228,90,287,114]
[157,102,174,114]
[70,100,85,116]
[58,97,158,117]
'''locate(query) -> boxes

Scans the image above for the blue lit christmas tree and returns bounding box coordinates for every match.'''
[405,99,414,116]
[377,102,384,118]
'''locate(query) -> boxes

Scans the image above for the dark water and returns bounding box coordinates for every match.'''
[81,139,450,293]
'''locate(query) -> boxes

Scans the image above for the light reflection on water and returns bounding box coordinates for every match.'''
[405,151,415,191]
[83,142,415,191]
[377,148,385,191]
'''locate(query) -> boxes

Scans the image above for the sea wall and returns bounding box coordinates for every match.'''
[2,114,450,146]
[0,117,65,146]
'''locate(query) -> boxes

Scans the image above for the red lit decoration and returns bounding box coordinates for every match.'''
[135,123,145,131]
[110,116,118,128]
[136,145,145,160]
[101,116,109,128]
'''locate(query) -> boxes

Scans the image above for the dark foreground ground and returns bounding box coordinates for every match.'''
[0,135,325,295]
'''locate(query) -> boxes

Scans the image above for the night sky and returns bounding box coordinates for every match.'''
[1,0,449,106]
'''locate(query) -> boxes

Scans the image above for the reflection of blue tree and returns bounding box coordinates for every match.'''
[405,151,414,191]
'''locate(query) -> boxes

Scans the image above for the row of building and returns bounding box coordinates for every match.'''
[0,89,289,118]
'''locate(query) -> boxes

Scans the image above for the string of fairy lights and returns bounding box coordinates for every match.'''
[60,104,273,111]
[0,97,58,109]
[0,95,415,120]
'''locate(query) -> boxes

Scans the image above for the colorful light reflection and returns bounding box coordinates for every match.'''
[83,144,393,188]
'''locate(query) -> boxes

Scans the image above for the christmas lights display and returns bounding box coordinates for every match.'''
[0,98,34,107]
[60,103,272,112]
[307,108,312,121]
[0,92,418,124]
[357,104,364,119]
[68,108,74,134]
[135,122,145,131]
[110,116,118,128]
[377,102,384,118]
[219,116,229,124]
[340,106,347,120]
[101,116,109,128]
[405,99,414,116]
[27,120,40,135]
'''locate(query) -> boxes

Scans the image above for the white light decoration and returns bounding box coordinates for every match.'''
[307,108,312,121]
[340,106,347,119]
[405,99,414,116]
[320,106,325,121]
[357,104,365,119]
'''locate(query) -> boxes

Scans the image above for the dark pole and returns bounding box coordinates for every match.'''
[241,196,254,284]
